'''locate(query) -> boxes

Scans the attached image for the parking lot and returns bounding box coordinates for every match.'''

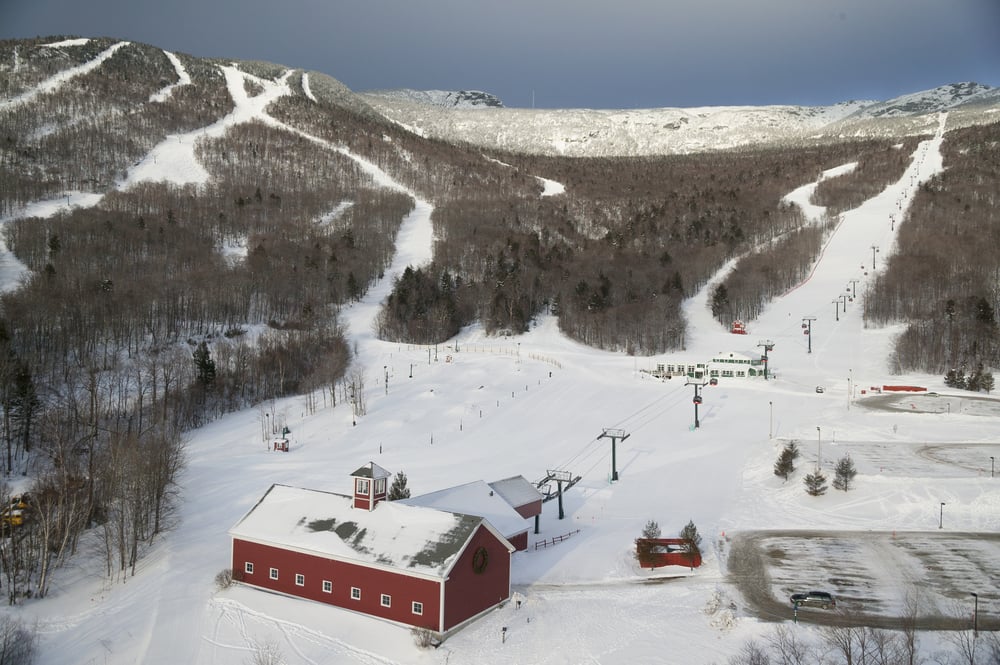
[727,530,1000,630]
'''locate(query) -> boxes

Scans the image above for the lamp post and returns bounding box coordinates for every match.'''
[972,592,979,636]
[816,426,822,471]
[939,502,945,529]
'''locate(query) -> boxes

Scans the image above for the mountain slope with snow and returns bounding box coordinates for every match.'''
[361,82,999,156]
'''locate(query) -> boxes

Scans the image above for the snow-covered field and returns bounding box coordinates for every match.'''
[2,41,999,665]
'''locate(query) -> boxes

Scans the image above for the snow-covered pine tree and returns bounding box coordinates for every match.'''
[635,519,661,567]
[832,455,857,491]
[388,471,411,500]
[803,470,828,496]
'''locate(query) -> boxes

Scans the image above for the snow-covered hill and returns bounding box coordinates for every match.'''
[361,82,999,156]
[364,88,504,108]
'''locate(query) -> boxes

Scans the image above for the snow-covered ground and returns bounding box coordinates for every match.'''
[2,43,999,665]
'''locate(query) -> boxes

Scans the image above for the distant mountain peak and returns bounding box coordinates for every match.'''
[362,88,504,109]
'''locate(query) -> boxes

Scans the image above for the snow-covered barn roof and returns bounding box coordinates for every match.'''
[401,480,529,539]
[488,476,544,509]
[229,484,507,578]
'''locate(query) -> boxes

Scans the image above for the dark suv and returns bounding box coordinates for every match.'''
[790,591,836,609]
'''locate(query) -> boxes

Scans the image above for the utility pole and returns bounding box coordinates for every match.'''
[847,279,859,299]
[757,340,775,380]
[802,317,816,353]
[870,244,879,270]
[685,376,708,429]
[832,299,841,322]
[599,428,629,481]
[839,294,847,313]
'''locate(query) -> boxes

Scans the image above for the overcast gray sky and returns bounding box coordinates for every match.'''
[2,0,998,109]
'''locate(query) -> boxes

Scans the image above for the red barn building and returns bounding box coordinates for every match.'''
[229,464,515,634]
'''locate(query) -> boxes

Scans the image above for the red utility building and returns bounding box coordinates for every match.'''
[229,463,515,634]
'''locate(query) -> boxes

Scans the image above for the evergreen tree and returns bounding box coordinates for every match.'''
[635,519,661,567]
[679,520,703,568]
[980,371,995,394]
[388,471,411,500]
[192,342,216,388]
[774,447,795,480]
[710,284,730,320]
[832,455,857,492]
[803,470,828,496]
[773,441,800,481]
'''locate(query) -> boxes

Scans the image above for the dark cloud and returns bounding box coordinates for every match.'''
[2,0,998,108]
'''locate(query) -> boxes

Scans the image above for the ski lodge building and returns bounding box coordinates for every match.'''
[229,463,541,634]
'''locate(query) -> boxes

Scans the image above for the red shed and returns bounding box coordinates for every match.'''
[230,482,515,634]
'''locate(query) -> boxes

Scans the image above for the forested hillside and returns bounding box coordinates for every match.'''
[0,35,997,602]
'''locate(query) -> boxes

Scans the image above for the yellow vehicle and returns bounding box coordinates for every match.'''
[1,494,30,529]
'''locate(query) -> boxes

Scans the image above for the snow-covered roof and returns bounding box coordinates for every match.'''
[488,476,544,509]
[401,480,529,539]
[350,462,392,480]
[229,484,491,578]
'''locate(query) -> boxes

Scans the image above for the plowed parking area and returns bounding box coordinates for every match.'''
[728,530,1000,630]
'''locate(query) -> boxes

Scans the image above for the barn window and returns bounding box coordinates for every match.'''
[356,478,370,494]
[412,602,423,615]
[295,574,305,587]
[380,594,391,608]
[269,567,278,580]
[244,562,254,575]
[322,580,332,593]
[351,587,361,600]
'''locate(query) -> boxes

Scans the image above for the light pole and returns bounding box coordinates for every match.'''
[847,369,852,411]
[972,592,979,636]
[939,502,945,529]
[816,426,822,471]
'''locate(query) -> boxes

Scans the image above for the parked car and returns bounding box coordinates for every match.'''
[815,386,825,393]
[790,591,836,609]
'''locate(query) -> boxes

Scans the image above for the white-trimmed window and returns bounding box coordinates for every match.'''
[380,594,391,608]
[322,580,332,594]
[269,567,279,581]
[375,477,386,494]
[356,478,370,494]
[244,562,254,575]
[351,587,361,600]
[295,574,305,587]
[412,601,423,615]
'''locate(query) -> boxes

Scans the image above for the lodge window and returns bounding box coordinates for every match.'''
[356,478,370,494]
[375,477,386,494]
[295,574,305,587]
[269,567,278,580]
[244,562,254,575]
[381,594,391,608]
[351,587,361,600]
[322,580,332,594]
[412,601,423,615]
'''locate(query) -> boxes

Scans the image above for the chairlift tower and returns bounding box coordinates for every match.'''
[598,428,630,481]
[545,469,574,520]
[685,376,708,428]
[757,340,774,380]
[801,317,816,353]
